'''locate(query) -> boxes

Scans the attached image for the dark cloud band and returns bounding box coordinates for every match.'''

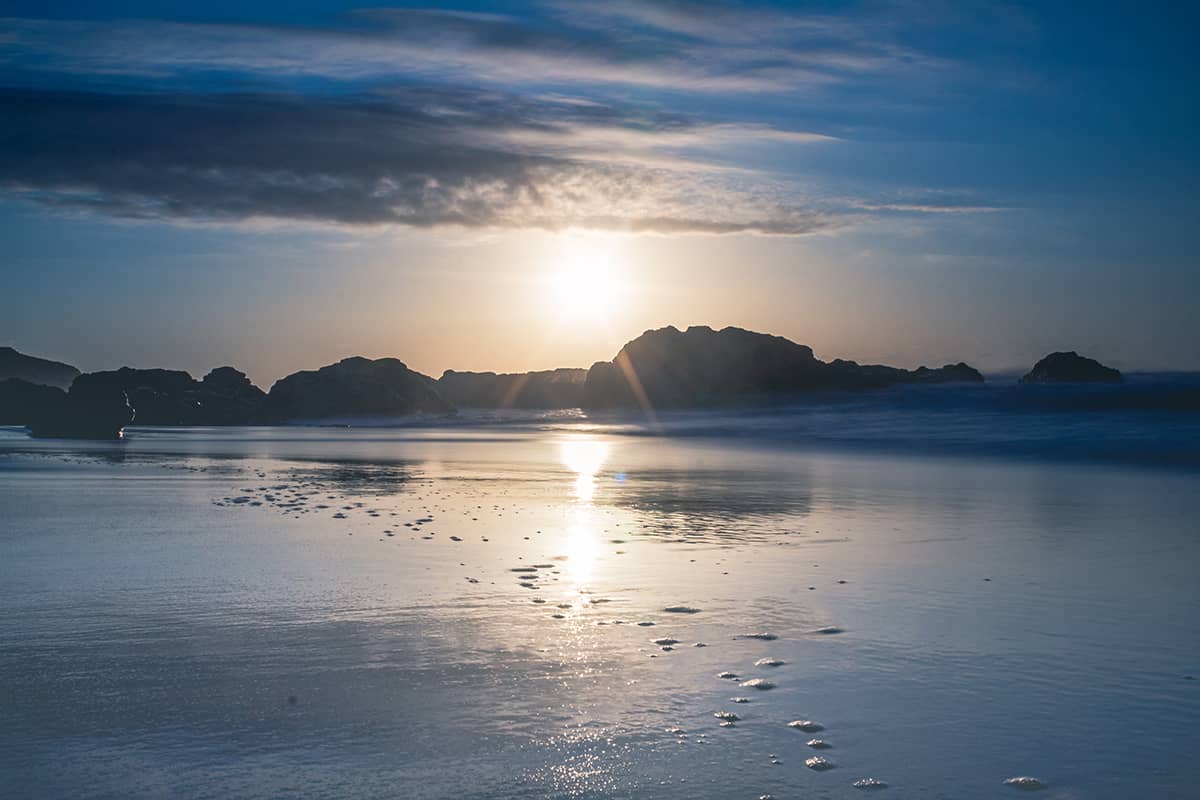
[0,88,837,234]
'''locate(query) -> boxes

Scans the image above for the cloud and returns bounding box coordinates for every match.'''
[0,6,1002,233]
[0,87,841,234]
[0,5,952,94]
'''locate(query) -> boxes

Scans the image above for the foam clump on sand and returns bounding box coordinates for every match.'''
[789,719,823,732]
[1003,777,1044,791]
[853,778,888,789]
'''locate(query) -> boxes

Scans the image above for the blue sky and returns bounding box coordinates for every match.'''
[1,1,1196,386]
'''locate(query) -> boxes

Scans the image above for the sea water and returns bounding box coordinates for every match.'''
[1,396,1198,798]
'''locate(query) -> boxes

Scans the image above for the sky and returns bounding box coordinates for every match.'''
[1,1,1197,388]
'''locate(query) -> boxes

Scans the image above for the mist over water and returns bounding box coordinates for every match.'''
[2,400,1198,798]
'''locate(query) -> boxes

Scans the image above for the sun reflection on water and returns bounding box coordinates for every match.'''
[557,435,613,596]
[559,435,610,503]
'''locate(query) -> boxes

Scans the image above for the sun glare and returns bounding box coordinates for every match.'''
[548,236,626,323]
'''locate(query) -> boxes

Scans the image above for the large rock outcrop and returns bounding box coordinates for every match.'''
[437,368,587,409]
[584,326,983,410]
[70,366,268,425]
[33,374,135,438]
[0,375,134,438]
[0,378,68,426]
[0,346,80,389]
[1020,352,1122,384]
[78,367,201,425]
[198,367,269,424]
[266,357,451,421]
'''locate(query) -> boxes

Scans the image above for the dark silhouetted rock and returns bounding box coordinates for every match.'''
[198,367,268,424]
[79,367,201,425]
[69,366,268,425]
[0,346,80,389]
[1020,352,1122,384]
[438,368,587,409]
[0,378,67,426]
[266,357,451,421]
[584,326,984,409]
[25,373,133,439]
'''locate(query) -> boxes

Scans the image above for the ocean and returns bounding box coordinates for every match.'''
[2,384,1199,798]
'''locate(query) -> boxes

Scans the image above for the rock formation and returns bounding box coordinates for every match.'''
[0,378,67,426]
[0,346,80,389]
[584,326,983,409]
[266,357,451,421]
[0,374,135,438]
[66,366,268,425]
[77,367,203,425]
[198,367,268,424]
[1020,351,1122,384]
[437,368,588,409]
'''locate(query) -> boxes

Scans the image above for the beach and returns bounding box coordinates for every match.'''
[2,419,1199,799]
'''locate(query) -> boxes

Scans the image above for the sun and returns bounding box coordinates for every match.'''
[548,236,626,323]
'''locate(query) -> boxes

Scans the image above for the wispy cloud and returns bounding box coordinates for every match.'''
[0,5,1006,234]
[0,87,842,234]
[0,4,953,93]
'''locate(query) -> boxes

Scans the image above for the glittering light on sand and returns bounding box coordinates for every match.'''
[559,435,610,502]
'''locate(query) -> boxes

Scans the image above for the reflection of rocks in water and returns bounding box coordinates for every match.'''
[605,467,813,542]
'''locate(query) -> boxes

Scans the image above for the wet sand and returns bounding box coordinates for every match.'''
[1,424,1199,798]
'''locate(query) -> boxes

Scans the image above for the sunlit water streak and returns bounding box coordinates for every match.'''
[1,419,1198,799]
